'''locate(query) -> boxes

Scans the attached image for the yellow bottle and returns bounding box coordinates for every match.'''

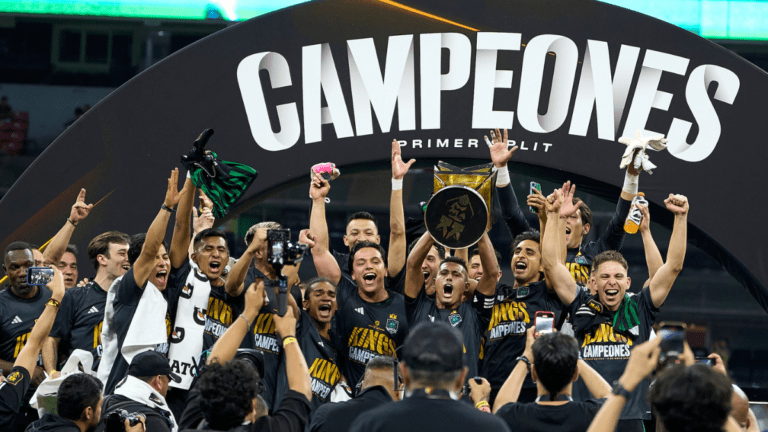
[624,192,648,234]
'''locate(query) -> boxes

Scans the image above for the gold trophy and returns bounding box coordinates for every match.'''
[424,162,497,249]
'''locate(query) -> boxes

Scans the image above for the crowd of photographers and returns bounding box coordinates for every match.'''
[0,129,760,432]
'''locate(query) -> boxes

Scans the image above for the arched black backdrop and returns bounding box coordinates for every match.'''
[2,0,767,312]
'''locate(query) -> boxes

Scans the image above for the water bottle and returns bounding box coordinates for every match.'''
[624,192,648,234]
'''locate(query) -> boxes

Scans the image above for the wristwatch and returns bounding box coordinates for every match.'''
[611,380,632,399]
[515,355,531,369]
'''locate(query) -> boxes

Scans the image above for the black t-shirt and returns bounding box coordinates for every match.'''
[0,286,50,363]
[405,289,492,379]
[104,269,172,395]
[568,288,659,420]
[308,385,392,432]
[348,389,511,432]
[332,249,353,283]
[335,277,410,388]
[495,399,605,432]
[480,280,566,389]
[295,310,340,412]
[50,282,107,371]
[0,366,30,430]
[565,197,631,285]
[171,260,245,353]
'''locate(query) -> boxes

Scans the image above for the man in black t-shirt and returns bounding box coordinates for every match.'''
[44,231,131,375]
[0,264,65,432]
[404,232,497,379]
[102,168,187,396]
[480,229,576,405]
[311,238,410,388]
[542,190,689,432]
[349,323,510,432]
[471,328,610,432]
[308,355,398,432]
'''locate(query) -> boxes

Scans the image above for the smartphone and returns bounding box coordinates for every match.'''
[659,322,686,362]
[534,311,555,337]
[695,357,714,367]
[529,182,542,213]
[312,163,335,182]
[27,267,54,286]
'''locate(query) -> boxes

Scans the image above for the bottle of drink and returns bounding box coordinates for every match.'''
[624,192,648,234]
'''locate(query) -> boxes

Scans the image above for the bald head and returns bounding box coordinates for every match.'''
[731,384,750,431]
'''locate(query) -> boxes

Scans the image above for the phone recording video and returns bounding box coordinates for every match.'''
[27,267,54,286]
[695,357,714,367]
[534,311,555,338]
[658,322,686,365]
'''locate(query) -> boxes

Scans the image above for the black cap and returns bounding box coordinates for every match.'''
[128,351,181,383]
[402,322,464,372]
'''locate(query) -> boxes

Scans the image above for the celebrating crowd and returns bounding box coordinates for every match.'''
[0,128,759,432]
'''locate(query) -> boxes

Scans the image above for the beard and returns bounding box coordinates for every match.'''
[13,284,35,297]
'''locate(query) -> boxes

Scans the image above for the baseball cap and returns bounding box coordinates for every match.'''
[402,322,464,372]
[128,351,182,383]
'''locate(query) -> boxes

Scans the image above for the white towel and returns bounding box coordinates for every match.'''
[167,260,211,390]
[114,375,178,432]
[97,276,169,385]
[31,350,96,416]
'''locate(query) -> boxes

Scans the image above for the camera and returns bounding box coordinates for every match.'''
[265,229,307,317]
[267,229,307,268]
[104,409,142,431]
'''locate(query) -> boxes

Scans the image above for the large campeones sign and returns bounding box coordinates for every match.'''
[0,0,767,311]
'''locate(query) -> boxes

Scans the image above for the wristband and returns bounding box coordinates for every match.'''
[161,204,176,213]
[611,380,632,399]
[475,401,490,410]
[283,337,298,347]
[239,314,253,328]
[66,218,77,227]
[392,178,403,191]
[46,298,61,310]
[516,355,531,369]
[623,170,639,195]
[496,165,510,186]
[49,370,56,376]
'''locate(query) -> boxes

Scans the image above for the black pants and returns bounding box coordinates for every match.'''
[616,419,645,432]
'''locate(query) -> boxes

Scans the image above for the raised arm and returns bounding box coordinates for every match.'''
[587,338,660,432]
[527,188,549,242]
[43,189,93,265]
[637,204,663,286]
[308,172,344,286]
[475,233,498,297]
[188,192,216,256]
[649,195,688,308]
[578,359,611,399]
[404,232,433,300]
[304,229,342,286]
[16,267,65,376]
[169,175,196,269]
[134,168,183,288]
[274,299,312,401]
[486,128,529,238]
[225,228,267,296]
[493,327,534,412]
[388,139,415,278]
[541,184,580,305]
[209,281,265,364]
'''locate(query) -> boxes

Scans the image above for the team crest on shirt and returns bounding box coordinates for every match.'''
[517,285,530,299]
[575,255,588,265]
[7,371,21,385]
[448,312,462,327]
[587,299,603,314]
[386,315,399,334]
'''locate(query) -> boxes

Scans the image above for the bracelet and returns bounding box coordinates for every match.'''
[46,298,61,310]
[49,370,56,376]
[161,204,176,213]
[239,314,253,328]
[516,355,531,369]
[475,401,490,410]
[496,166,510,186]
[66,218,77,227]
[283,336,298,347]
[391,178,403,191]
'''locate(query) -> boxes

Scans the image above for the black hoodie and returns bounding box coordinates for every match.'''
[25,413,80,432]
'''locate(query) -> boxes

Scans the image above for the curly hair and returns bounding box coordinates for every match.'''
[531,332,579,397]
[591,250,628,274]
[199,360,261,430]
[650,364,733,432]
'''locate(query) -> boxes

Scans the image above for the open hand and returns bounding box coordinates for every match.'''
[392,139,415,180]
[558,181,582,218]
[192,207,215,233]
[485,128,518,168]
[164,168,182,208]
[69,188,93,225]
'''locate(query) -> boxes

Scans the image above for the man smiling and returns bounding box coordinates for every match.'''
[542,189,689,432]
